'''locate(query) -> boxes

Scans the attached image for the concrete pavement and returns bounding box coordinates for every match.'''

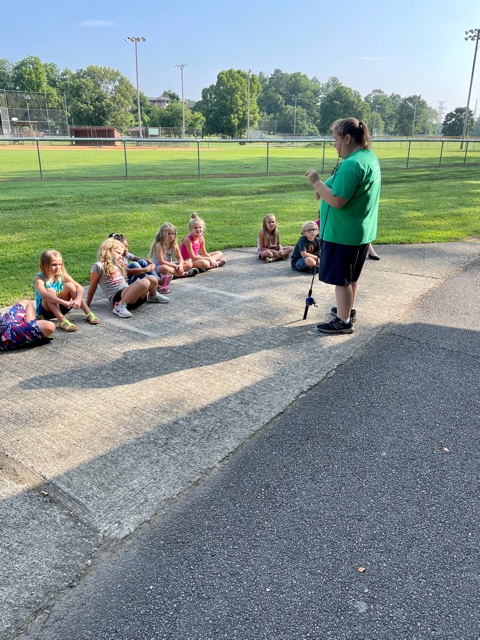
[1,241,479,639]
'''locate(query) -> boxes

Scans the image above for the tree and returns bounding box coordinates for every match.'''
[201,69,261,137]
[442,107,474,136]
[162,90,180,102]
[67,66,136,132]
[367,111,384,135]
[12,55,47,93]
[257,83,285,118]
[364,89,395,134]
[276,105,318,135]
[0,58,14,90]
[473,115,480,136]
[394,95,430,136]
[319,76,341,100]
[285,72,320,120]
[318,84,370,134]
[257,69,321,136]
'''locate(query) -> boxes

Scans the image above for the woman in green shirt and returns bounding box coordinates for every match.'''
[305,118,381,335]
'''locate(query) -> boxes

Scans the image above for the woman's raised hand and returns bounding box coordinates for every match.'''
[305,169,320,184]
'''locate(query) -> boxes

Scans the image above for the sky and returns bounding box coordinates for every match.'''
[1,0,480,115]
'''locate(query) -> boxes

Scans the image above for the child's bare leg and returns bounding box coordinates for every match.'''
[305,256,317,268]
[22,299,56,336]
[78,299,100,323]
[121,279,150,304]
[156,265,174,276]
[146,275,159,297]
[58,282,76,303]
[37,319,56,337]
[280,246,294,259]
[192,258,211,270]
[260,249,275,260]
[40,298,66,323]
[21,300,36,321]
[209,250,223,261]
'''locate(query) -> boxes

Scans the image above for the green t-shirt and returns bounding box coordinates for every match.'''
[319,148,381,245]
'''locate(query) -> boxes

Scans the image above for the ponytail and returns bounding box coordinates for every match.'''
[332,118,371,148]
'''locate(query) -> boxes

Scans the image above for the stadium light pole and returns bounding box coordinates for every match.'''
[175,63,187,138]
[125,36,146,138]
[24,94,32,131]
[461,28,480,146]
[293,95,298,135]
[411,97,419,138]
[246,70,251,139]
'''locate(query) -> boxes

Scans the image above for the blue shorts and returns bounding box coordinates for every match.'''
[319,241,369,286]
[127,260,160,284]
[291,258,313,273]
[0,303,44,350]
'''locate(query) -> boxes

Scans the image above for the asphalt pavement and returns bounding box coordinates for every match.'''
[1,241,479,640]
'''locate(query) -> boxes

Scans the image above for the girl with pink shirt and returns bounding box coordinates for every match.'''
[180,213,226,272]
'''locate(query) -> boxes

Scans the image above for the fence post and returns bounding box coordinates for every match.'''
[322,141,326,173]
[197,141,201,178]
[439,140,444,167]
[124,140,128,179]
[266,141,269,175]
[36,140,43,181]
[406,140,412,168]
[463,140,469,165]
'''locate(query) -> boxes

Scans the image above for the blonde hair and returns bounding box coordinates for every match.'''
[187,212,205,233]
[260,214,279,248]
[301,221,319,234]
[98,239,126,278]
[39,249,66,283]
[150,222,178,258]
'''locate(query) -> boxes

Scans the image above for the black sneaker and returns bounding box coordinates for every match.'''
[184,268,199,277]
[317,317,354,334]
[330,307,356,322]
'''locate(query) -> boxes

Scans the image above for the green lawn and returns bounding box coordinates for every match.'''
[1,139,479,181]
[1,165,479,306]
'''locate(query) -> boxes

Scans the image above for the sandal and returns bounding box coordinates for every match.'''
[58,318,77,332]
[85,311,100,325]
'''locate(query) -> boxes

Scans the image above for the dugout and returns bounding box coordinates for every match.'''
[70,126,121,146]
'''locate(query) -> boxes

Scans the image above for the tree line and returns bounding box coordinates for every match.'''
[0,55,477,138]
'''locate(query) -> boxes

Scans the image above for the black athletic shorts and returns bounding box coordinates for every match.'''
[111,290,147,310]
[319,240,369,286]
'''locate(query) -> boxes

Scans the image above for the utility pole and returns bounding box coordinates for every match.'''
[246,70,251,139]
[125,37,146,138]
[461,28,480,147]
[175,63,187,139]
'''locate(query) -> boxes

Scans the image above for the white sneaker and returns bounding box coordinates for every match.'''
[112,301,132,318]
[147,292,170,304]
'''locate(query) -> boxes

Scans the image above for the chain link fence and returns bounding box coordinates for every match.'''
[0,137,479,181]
[0,90,68,137]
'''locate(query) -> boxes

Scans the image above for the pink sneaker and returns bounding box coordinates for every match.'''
[216,259,226,267]
[158,274,173,294]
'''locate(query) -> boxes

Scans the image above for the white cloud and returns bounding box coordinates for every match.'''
[79,20,117,28]
[359,56,381,62]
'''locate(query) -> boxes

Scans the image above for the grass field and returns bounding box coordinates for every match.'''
[1,163,479,307]
[0,139,480,181]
